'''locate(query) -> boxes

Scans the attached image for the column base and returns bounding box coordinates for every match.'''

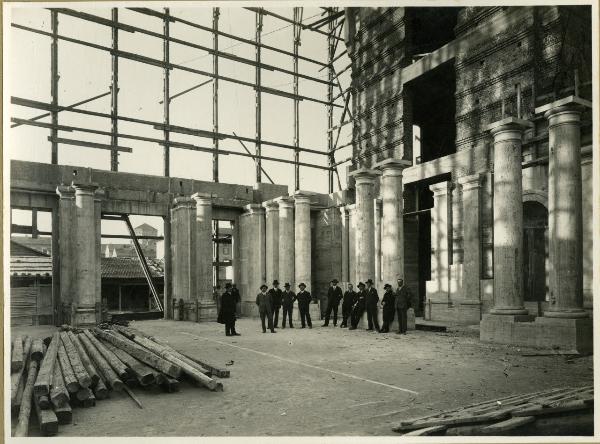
[543,309,589,319]
[198,302,218,322]
[489,307,529,315]
[72,305,97,327]
[480,314,592,354]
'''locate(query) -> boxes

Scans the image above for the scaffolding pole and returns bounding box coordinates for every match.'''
[212,7,220,182]
[110,8,119,171]
[293,7,302,191]
[255,10,263,183]
[50,10,58,164]
[163,8,170,177]
[327,9,335,193]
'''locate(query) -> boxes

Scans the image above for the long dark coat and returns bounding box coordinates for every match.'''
[365,287,379,308]
[219,290,237,324]
[282,290,296,308]
[268,288,283,307]
[381,289,396,322]
[342,290,356,310]
[395,285,413,310]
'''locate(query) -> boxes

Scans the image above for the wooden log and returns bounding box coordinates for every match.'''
[30,338,44,362]
[157,374,180,393]
[15,359,39,437]
[83,392,96,408]
[33,392,58,436]
[50,360,69,408]
[112,328,221,391]
[78,332,124,391]
[512,399,591,417]
[60,331,91,388]
[481,416,536,434]
[57,341,80,394]
[37,394,51,409]
[182,352,230,378]
[394,411,510,433]
[92,329,181,378]
[34,332,60,397]
[84,330,129,379]
[12,372,26,416]
[54,404,72,425]
[11,336,24,373]
[101,341,156,386]
[11,337,32,407]
[403,425,447,436]
[76,386,92,401]
[69,332,100,386]
[92,377,109,400]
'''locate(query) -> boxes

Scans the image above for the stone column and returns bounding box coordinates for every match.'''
[264,201,280,285]
[488,118,533,315]
[377,159,411,286]
[94,188,104,322]
[340,206,349,283]
[170,196,197,320]
[294,192,312,292]
[350,169,379,282]
[541,99,589,318]
[193,193,217,322]
[374,198,382,287]
[276,197,295,288]
[242,204,266,315]
[458,174,482,302]
[72,182,99,327]
[56,185,75,324]
[426,181,452,301]
[347,204,357,284]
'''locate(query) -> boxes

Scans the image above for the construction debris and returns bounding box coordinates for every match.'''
[392,385,593,436]
[11,325,229,437]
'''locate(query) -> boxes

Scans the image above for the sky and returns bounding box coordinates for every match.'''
[6,4,353,245]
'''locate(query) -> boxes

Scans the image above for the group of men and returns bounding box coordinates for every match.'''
[216,277,415,336]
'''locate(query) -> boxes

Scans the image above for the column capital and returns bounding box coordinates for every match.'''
[173,196,196,209]
[94,187,106,202]
[275,196,294,209]
[374,158,412,177]
[293,192,312,206]
[72,181,99,195]
[486,117,533,140]
[263,200,280,212]
[56,185,75,199]
[429,181,452,197]
[244,203,265,215]
[349,168,380,186]
[457,173,482,191]
[191,192,212,206]
[535,95,592,116]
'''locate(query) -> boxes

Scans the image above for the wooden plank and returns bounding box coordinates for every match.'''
[57,341,80,394]
[12,336,24,372]
[77,332,124,391]
[33,332,59,397]
[30,338,44,362]
[101,340,156,386]
[33,394,58,436]
[481,416,535,434]
[512,400,591,417]
[48,136,132,153]
[83,330,129,379]
[394,411,510,432]
[15,359,39,437]
[60,331,92,388]
[54,403,72,425]
[50,360,69,408]
[69,332,100,387]
[403,425,447,436]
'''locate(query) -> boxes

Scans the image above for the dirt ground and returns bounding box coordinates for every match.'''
[11,318,593,437]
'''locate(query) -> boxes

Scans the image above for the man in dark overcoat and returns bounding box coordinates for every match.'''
[395,278,413,335]
[349,282,366,330]
[268,280,283,328]
[256,284,276,333]
[220,283,240,336]
[365,278,381,332]
[380,283,395,333]
[296,283,313,329]
[281,282,296,328]
[322,279,343,327]
[340,283,356,328]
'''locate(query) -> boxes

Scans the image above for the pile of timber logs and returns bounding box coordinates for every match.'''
[11,326,229,437]
[392,385,593,436]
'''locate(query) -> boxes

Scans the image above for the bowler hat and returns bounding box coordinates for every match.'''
[298,283,306,288]
[273,280,279,286]
[366,278,374,285]
[357,282,365,288]
[331,279,339,284]
[284,282,291,288]
[383,283,391,289]
[225,283,232,289]
[260,284,268,290]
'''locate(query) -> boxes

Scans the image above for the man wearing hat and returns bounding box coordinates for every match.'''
[220,283,240,336]
[349,282,366,329]
[268,280,283,328]
[322,279,343,327]
[365,278,381,332]
[255,284,276,333]
[380,283,396,333]
[395,278,413,335]
[340,283,356,328]
[281,282,296,328]
[296,283,313,328]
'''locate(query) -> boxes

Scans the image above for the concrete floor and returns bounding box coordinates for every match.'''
[11,319,593,437]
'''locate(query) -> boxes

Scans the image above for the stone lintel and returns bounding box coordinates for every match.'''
[535,95,592,115]
[191,192,212,206]
[72,181,99,194]
[244,203,264,214]
[429,181,452,197]
[486,117,534,134]
[173,196,195,209]
[56,185,75,199]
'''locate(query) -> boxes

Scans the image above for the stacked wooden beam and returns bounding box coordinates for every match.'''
[12,325,228,437]
[392,385,594,436]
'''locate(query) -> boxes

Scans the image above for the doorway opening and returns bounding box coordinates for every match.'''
[522,201,549,316]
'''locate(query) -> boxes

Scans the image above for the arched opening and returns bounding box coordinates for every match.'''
[522,201,549,315]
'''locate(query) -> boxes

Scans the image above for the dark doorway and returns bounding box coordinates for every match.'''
[523,201,548,312]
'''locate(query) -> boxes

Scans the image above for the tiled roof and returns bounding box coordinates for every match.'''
[101,257,164,279]
[10,256,52,277]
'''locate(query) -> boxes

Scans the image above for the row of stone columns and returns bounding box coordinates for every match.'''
[485,96,590,320]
